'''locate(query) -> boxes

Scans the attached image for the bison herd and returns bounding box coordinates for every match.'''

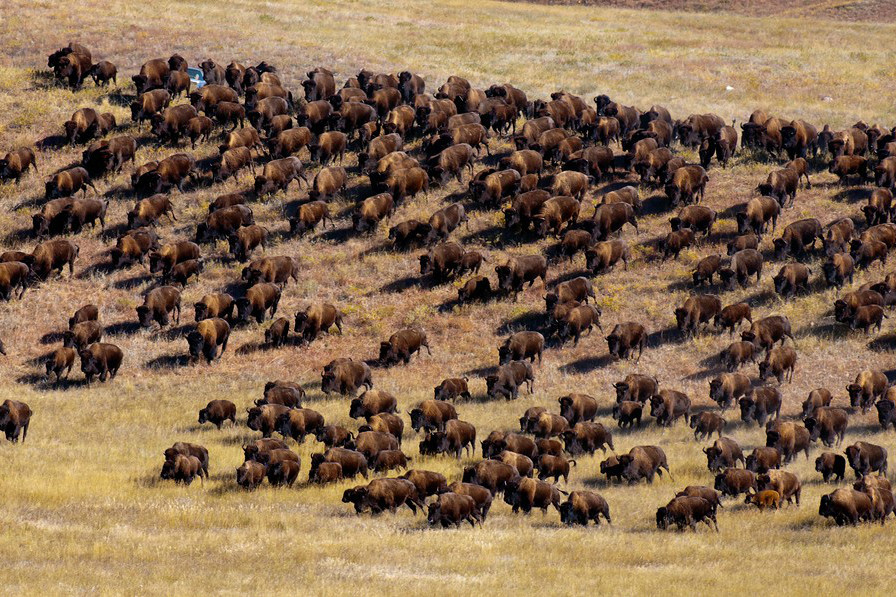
[1,42,895,531]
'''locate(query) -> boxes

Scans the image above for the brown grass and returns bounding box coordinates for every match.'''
[0,0,895,594]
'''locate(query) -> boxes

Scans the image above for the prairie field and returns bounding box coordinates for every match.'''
[1,0,896,595]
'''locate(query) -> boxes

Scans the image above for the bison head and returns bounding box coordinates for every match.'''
[135,305,157,329]
[844,446,863,472]
[186,331,204,363]
[320,372,339,395]
[560,430,581,455]
[245,407,264,432]
[655,507,670,530]
[845,383,864,408]
[803,417,821,442]
[409,408,429,433]
[739,396,756,422]
[610,383,632,404]
[558,397,575,423]
[876,400,896,429]
[649,396,666,420]
[772,272,788,296]
[703,447,722,472]
[348,399,365,420]
[494,265,512,290]
[821,261,841,286]
[78,349,99,378]
[781,126,798,149]
[772,238,790,260]
[426,501,444,525]
[160,459,176,480]
[606,333,624,358]
[418,254,433,276]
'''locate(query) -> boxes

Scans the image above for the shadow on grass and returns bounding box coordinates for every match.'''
[639,194,672,216]
[104,320,143,337]
[797,321,850,342]
[495,310,547,336]
[77,259,118,279]
[379,275,422,294]
[15,372,85,391]
[39,331,66,345]
[1,226,35,246]
[831,187,870,203]
[646,327,685,348]
[868,332,896,352]
[145,354,191,369]
[235,341,274,356]
[111,273,154,290]
[558,354,615,374]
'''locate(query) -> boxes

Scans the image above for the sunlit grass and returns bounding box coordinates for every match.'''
[0,0,895,594]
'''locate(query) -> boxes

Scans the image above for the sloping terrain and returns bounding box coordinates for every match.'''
[508,0,896,22]
[0,0,895,595]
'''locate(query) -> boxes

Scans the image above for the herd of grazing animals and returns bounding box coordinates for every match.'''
[2,41,896,530]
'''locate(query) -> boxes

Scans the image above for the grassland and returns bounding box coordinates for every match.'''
[0,0,895,594]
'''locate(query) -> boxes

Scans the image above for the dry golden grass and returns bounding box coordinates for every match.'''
[0,0,896,594]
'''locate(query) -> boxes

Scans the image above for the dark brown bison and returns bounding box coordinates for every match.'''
[0,400,31,442]
[136,285,181,329]
[198,399,236,429]
[606,322,646,362]
[186,318,230,364]
[79,343,123,386]
[321,359,373,396]
[379,327,430,365]
[739,387,782,426]
[235,283,281,324]
[816,452,846,483]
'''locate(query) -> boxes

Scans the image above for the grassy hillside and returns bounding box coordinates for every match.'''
[0,0,895,594]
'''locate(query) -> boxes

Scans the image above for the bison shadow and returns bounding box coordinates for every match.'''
[847,422,886,436]
[103,183,140,200]
[797,321,850,342]
[682,367,724,382]
[99,223,130,241]
[110,273,154,290]
[219,433,270,447]
[558,354,615,374]
[717,203,744,220]
[868,332,896,352]
[104,320,143,337]
[1,226,35,245]
[458,224,521,247]
[145,353,191,369]
[740,288,780,309]
[547,269,592,287]
[76,259,118,279]
[153,324,193,341]
[317,226,355,244]
[646,327,685,348]
[24,350,56,367]
[638,194,672,216]
[462,365,499,379]
[379,275,422,294]
[495,310,548,337]
[103,89,134,107]
[15,372,85,391]
[35,134,69,152]
[235,341,273,356]
[39,331,66,345]
[831,187,870,203]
